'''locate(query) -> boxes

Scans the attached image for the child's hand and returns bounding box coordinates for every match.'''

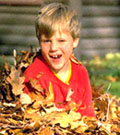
[20,93,32,105]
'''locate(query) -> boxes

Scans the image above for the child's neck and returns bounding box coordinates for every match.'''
[53,60,71,84]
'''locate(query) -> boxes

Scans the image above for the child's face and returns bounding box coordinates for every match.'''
[40,30,79,73]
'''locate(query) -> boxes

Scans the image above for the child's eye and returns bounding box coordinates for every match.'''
[58,39,66,42]
[42,40,51,43]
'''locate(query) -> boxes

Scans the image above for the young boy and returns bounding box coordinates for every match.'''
[24,3,95,117]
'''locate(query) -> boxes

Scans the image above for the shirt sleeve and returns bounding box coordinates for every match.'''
[77,66,96,117]
[24,67,36,93]
[23,63,49,94]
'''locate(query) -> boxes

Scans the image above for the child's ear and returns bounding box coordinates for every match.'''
[73,38,79,48]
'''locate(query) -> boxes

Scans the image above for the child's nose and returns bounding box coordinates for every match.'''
[50,41,58,51]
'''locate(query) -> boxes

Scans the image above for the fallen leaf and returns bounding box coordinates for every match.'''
[7,67,25,96]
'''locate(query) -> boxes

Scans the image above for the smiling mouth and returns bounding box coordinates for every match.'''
[50,55,62,59]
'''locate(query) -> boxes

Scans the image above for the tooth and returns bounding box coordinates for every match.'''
[53,56,57,58]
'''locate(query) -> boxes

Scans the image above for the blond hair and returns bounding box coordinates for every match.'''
[35,3,81,40]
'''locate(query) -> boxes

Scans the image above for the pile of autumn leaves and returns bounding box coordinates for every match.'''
[0,50,120,135]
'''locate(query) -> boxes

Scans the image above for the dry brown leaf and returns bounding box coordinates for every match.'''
[28,79,55,108]
[38,126,54,135]
[29,78,43,94]
[43,110,81,128]
[75,125,88,133]
[7,67,25,96]
[24,111,41,122]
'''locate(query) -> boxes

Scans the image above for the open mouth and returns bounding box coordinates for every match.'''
[49,54,62,59]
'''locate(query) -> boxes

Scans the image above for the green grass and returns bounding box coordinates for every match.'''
[90,77,120,97]
[83,53,120,98]
[106,82,120,97]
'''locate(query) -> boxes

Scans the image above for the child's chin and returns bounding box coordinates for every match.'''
[51,66,62,73]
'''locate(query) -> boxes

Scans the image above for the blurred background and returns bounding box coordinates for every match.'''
[0,0,120,63]
[0,0,120,96]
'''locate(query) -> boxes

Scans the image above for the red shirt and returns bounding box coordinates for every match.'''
[24,55,95,117]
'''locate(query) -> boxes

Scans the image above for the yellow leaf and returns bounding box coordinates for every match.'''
[38,127,54,135]
[20,93,32,105]
[66,88,73,101]
[75,126,88,133]
[8,118,18,125]
[24,111,41,122]
[48,82,54,102]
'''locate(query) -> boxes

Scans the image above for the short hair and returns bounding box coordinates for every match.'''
[35,3,81,40]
